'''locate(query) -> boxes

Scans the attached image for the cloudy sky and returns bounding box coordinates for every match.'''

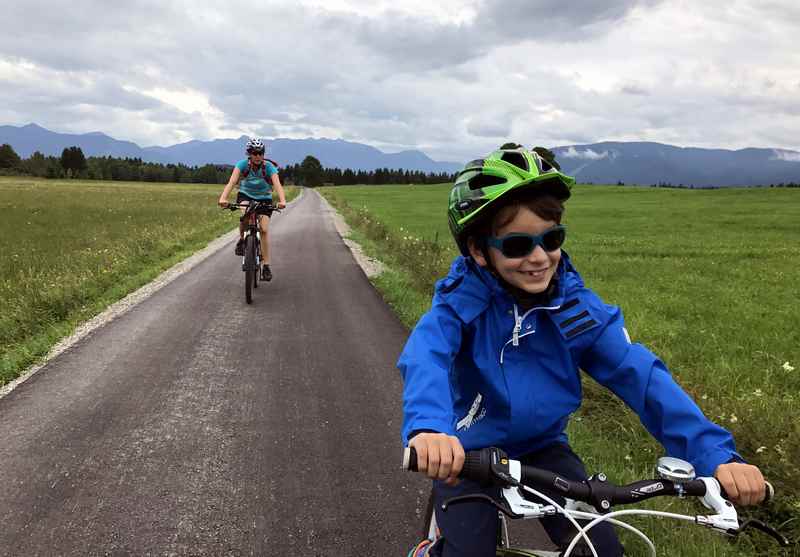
[1,0,798,161]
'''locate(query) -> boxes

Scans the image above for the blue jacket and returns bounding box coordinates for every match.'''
[398,254,741,477]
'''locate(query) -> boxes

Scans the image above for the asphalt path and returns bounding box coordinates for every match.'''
[0,189,430,555]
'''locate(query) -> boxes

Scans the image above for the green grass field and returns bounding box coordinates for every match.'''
[0,177,295,386]
[321,184,800,555]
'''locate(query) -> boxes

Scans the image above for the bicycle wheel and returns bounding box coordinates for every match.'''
[245,234,256,304]
[254,239,260,289]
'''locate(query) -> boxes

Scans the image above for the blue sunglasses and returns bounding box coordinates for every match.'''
[486,225,566,258]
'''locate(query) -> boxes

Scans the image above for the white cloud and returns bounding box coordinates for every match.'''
[560,147,610,160]
[771,150,800,162]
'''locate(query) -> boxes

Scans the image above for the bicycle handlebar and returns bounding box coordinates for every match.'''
[402,446,789,548]
[402,447,774,508]
[223,202,282,210]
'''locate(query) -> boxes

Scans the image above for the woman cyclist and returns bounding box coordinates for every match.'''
[218,138,287,281]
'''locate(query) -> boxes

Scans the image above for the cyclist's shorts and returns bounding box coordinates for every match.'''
[237,192,274,216]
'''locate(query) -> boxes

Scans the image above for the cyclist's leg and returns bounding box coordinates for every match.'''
[235,193,250,254]
[426,478,501,557]
[519,443,623,557]
[236,192,252,228]
[258,213,270,264]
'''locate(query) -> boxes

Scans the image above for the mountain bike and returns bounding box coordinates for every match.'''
[402,447,789,556]
[224,201,280,304]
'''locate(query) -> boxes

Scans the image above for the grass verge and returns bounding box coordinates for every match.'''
[0,177,296,386]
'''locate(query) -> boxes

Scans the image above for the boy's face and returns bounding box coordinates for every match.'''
[469,206,561,294]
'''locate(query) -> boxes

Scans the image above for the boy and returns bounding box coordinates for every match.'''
[399,148,765,556]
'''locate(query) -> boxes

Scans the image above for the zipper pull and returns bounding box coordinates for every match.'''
[512,306,522,346]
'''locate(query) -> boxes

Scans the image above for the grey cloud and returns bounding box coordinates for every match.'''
[621,83,650,96]
[466,119,512,138]
[318,0,668,72]
[478,0,664,37]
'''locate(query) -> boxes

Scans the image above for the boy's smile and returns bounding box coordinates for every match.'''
[471,206,561,294]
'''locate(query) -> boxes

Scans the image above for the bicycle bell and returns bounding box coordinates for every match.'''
[656,456,696,483]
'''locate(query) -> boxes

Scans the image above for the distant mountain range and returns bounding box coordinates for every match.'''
[552,142,800,187]
[2,124,800,186]
[0,123,461,174]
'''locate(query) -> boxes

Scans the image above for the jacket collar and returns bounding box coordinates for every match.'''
[438,252,583,323]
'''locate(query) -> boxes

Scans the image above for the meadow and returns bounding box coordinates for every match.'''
[321,183,800,555]
[0,177,295,385]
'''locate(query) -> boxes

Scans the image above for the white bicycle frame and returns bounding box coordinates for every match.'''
[424,461,740,557]
[504,461,737,557]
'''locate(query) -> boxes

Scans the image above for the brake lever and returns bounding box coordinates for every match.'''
[737,519,791,547]
[441,494,523,519]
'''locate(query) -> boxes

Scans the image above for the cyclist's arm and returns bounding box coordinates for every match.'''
[578,298,742,478]
[397,300,462,443]
[219,166,242,205]
[270,173,287,206]
[398,299,465,483]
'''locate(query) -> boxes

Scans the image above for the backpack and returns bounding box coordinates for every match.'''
[241,158,279,179]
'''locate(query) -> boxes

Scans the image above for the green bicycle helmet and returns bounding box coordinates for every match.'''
[448,148,575,255]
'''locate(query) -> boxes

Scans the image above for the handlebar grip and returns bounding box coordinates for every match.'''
[402,447,418,472]
[719,479,776,505]
[764,481,775,504]
[402,447,494,485]
[692,478,776,505]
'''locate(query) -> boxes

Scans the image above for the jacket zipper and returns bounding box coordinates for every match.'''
[512,305,524,346]
[500,302,562,364]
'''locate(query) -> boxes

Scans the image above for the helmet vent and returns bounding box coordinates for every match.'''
[500,151,528,171]
[469,173,506,190]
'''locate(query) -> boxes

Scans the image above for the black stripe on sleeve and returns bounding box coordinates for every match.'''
[559,310,590,329]
[552,298,579,314]
[565,319,599,339]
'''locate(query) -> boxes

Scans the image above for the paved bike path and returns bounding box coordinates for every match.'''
[0,189,429,555]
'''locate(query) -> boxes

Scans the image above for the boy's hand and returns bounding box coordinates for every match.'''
[409,432,465,486]
[714,462,765,506]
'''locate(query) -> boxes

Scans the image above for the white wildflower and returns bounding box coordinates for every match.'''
[756,446,767,453]
[729,414,738,423]
[782,361,795,372]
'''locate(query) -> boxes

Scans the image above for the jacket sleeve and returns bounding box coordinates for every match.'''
[579,301,742,477]
[397,297,463,444]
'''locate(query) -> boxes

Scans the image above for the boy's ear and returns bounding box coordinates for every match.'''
[467,236,489,267]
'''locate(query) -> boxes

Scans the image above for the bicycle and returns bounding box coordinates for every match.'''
[224,201,280,304]
[402,446,789,556]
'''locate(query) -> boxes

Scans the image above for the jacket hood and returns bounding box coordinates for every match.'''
[435,252,584,323]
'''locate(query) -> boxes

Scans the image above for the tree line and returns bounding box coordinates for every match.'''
[0,142,573,187]
[0,144,456,186]
[279,156,455,186]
